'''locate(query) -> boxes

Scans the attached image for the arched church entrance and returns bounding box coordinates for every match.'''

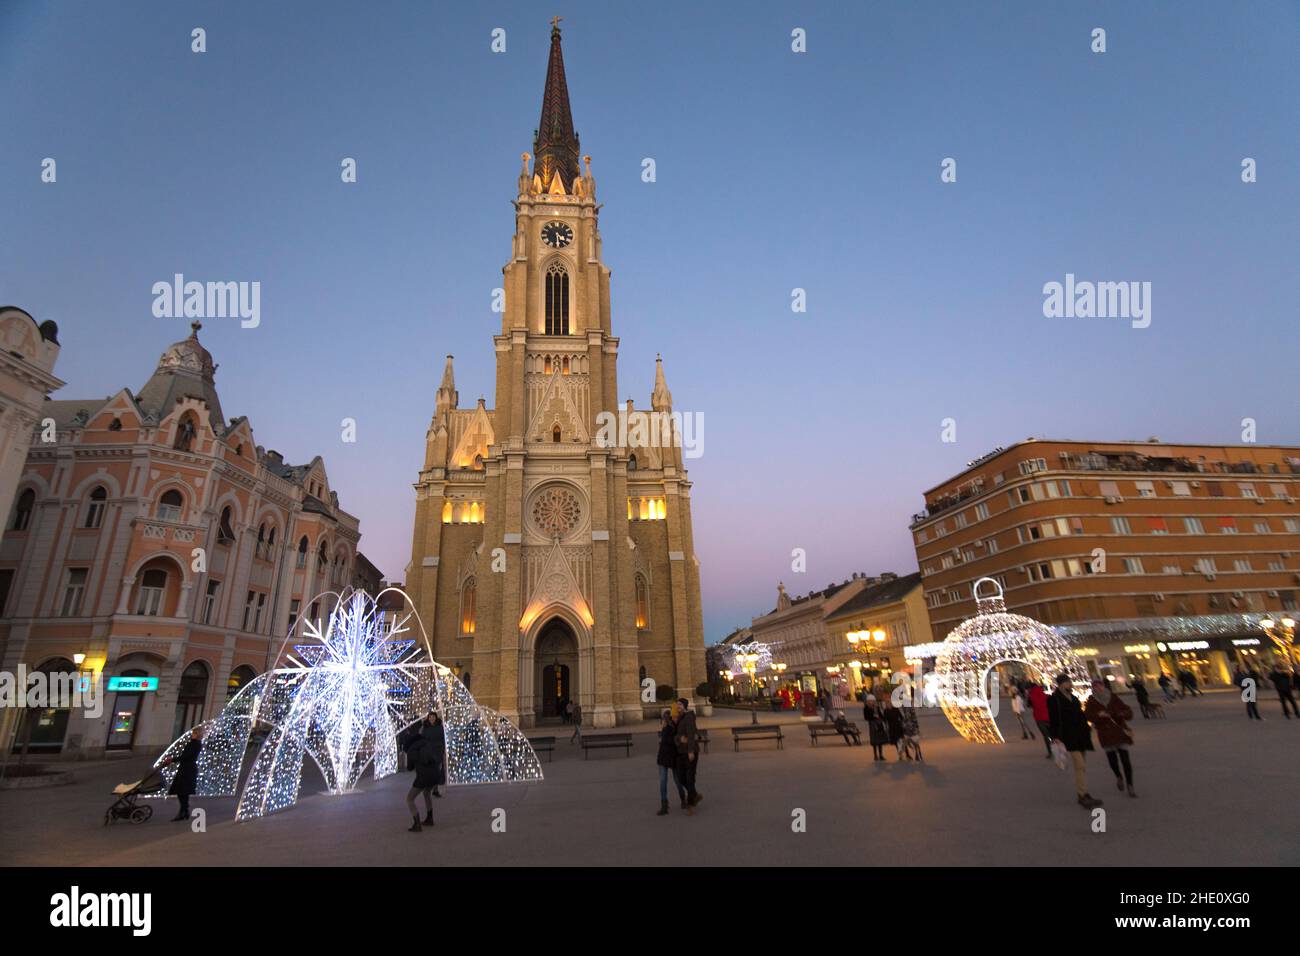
[535,618,579,724]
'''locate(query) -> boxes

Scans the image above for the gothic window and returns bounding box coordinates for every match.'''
[10,489,35,531]
[296,536,309,568]
[84,486,107,529]
[552,423,562,443]
[562,356,570,374]
[217,506,236,544]
[317,540,329,568]
[157,489,183,522]
[628,454,637,472]
[635,573,650,630]
[442,500,453,523]
[545,262,569,335]
[460,578,477,636]
[544,356,552,374]
[108,417,123,431]
[256,523,267,558]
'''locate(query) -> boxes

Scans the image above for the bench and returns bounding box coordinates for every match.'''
[695,728,710,755]
[527,736,556,762]
[732,724,784,751]
[808,722,860,746]
[581,733,633,758]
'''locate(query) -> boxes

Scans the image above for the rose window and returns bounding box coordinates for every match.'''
[531,486,582,538]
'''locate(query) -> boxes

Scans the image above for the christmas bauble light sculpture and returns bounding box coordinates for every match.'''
[152,587,543,819]
[935,577,1088,743]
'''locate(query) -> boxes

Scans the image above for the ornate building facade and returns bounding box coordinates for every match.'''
[0,322,360,758]
[404,25,706,728]
[0,306,64,550]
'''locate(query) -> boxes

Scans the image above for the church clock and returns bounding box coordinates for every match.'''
[541,220,573,248]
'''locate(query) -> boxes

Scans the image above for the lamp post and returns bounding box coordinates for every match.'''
[739,652,761,724]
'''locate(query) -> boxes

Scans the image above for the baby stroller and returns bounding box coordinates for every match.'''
[104,765,168,825]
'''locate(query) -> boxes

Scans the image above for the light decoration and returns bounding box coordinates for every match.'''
[151,587,542,820]
[724,640,774,675]
[935,577,1089,744]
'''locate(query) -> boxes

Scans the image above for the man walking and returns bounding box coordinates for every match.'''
[569,701,583,743]
[1268,664,1299,719]
[1047,673,1103,810]
[674,697,702,812]
[1233,666,1262,720]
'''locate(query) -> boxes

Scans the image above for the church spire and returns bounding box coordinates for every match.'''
[533,18,581,193]
[435,354,458,415]
[651,354,673,412]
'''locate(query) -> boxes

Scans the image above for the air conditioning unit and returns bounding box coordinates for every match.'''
[1104,496,1120,504]
[1268,590,1280,598]
[1256,497,1267,505]
[1154,593,1165,601]
[1232,591,1244,599]
[1205,573,1217,581]
[1286,496,1296,504]
[1191,481,1201,488]
[1059,452,1070,459]
[1165,481,1174,488]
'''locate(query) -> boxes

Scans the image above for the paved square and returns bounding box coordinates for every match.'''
[1,692,1293,867]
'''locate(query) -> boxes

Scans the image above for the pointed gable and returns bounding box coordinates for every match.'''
[526,369,589,444]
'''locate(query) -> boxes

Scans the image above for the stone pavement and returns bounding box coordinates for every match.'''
[0,692,1293,867]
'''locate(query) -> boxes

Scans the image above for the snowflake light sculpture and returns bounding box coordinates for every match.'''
[935,577,1089,743]
[153,587,542,819]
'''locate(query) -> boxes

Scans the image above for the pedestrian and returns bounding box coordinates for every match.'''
[1268,664,1299,719]
[1232,667,1262,720]
[404,712,443,831]
[883,697,904,759]
[1027,682,1052,758]
[831,710,861,745]
[1084,678,1137,798]
[426,711,447,798]
[1157,673,1176,703]
[162,725,204,822]
[1132,677,1152,719]
[864,695,889,761]
[1010,685,1034,739]
[674,697,702,812]
[1180,668,1202,697]
[656,708,686,815]
[562,699,572,725]
[898,701,922,760]
[1047,673,1104,810]
[569,701,583,743]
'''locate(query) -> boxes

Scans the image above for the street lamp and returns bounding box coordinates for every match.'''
[738,651,761,724]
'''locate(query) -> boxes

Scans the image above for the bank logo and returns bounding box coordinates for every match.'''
[49,886,151,936]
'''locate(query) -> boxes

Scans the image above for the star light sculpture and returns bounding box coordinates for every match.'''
[935,577,1089,743]
[153,587,542,820]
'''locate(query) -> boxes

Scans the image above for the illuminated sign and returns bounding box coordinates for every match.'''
[1124,644,1151,654]
[106,676,158,692]
[1073,647,1100,657]
[1161,640,1209,652]
[1232,638,1261,646]
[902,642,947,660]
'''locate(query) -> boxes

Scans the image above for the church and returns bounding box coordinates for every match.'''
[403,23,706,728]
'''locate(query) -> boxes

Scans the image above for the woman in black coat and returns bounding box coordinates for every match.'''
[1046,674,1102,810]
[656,709,686,815]
[164,727,204,822]
[404,713,444,832]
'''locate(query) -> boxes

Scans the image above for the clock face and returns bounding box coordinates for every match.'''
[541,221,574,249]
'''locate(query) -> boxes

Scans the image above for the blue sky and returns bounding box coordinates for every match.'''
[2,0,1298,641]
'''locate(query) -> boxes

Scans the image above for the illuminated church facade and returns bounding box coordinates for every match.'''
[404,24,705,728]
